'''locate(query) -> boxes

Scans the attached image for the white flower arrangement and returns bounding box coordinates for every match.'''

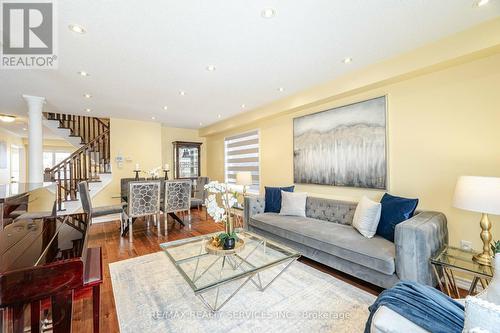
[145,166,162,179]
[204,181,238,224]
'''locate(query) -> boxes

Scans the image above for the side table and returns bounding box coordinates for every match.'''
[430,246,493,298]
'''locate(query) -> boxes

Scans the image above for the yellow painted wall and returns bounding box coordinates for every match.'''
[204,44,500,250]
[93,118,163,206]
[0,128,24,183]
[161,126,207,177]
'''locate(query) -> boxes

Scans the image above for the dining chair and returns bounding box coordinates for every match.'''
[190,177,209,219]
[123,180,161,242]
[78,181,124,225]
[120,177,145,201]
[163,180,192,230]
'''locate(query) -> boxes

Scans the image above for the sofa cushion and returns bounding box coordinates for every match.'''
[250,213,395,275]
[377,193,419,242]
[264,186,294,213]
[305,197,356,225]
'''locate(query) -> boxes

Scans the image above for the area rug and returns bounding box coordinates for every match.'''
[110,251,375,333]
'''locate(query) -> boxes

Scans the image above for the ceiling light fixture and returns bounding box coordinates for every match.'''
[69,24,86,34]
[199,122,203,126]
[342,57,353,64]
[163,106,168,110]
[152,116,156,120]
[206,65,216,71]
[179,90,186,96]
[241,104,246,108]
[261,8,276,18]
[0,114,16,123]
[78,71,89,77]
[278,87,284,92]
[217,114,222,119]
[23,127,27,131]
[475,0,490,6]
[85,108,91,112]
[83,93,92,98]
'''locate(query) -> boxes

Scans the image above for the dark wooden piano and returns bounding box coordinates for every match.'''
[0,187,102,333]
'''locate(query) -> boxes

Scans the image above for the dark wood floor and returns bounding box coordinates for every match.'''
[73,209,383,332]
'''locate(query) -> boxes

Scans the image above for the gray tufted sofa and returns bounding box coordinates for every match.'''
[244,196,448,289]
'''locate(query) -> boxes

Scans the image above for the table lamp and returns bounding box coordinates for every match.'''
[236,171,252,196]
[453,176,500,266]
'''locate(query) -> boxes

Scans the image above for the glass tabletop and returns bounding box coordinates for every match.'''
[160,230,300,293]
[430,246,494,278]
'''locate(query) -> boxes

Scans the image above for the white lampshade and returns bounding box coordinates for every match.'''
[453,176,500,215]
[236,171,253,186]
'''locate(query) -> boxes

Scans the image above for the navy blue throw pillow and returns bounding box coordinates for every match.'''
[264,186,295,213]
[376,193,419,242]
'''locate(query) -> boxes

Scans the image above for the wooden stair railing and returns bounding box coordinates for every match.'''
[44,112,110,145]
[45,129,110,211]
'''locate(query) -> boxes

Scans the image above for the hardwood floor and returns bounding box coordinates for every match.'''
[73,209,382,332]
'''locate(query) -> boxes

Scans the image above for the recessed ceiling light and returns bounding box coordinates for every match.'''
[179,90,186,96]
[85,108,91,112]
[475,0,490,6]
[78,71,89,77]
[151,116,156,120]
[278,87,284,92]
[23,127,27,131]
[83,93,92,98]
[163,106,168,110]
[241,104,246,108]
[0,114,16,123]
[199,122,203,126]
[342,57,353,64]
[261,8,276,18]
[206,65,216,71]
[69,24,86,34]
[217,114,222,119]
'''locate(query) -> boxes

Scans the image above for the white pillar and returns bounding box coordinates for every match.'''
[23,95,45,183]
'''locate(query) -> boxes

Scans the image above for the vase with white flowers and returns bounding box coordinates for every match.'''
[144,166,162,179]
[205,181,239,250]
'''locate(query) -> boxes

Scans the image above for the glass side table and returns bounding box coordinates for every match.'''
[430,246,493,298]
[231,203,244,229]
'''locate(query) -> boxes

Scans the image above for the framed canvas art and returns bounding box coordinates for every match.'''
[293,96,387,189]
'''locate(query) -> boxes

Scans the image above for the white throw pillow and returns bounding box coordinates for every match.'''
[463,296,500,333]
[279,191,307,217]
[352,196,382,238]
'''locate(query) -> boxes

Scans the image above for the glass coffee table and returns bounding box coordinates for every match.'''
[161,230,301,311]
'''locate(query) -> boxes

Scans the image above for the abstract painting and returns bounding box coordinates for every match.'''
[293,96,387,189]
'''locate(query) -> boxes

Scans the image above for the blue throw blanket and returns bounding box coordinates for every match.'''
[364,281,464,333]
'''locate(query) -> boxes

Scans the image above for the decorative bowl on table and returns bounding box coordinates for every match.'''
[205,236,245,256]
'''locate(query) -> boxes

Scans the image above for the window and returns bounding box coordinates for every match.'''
[224,130,259,193]
[43,150,71,169]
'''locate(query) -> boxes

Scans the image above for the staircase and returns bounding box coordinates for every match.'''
[43,113,111,211]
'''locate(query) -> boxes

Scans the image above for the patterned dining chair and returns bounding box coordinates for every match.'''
[163,180,192,230]
[123,180,161,242]
[120,177,145,201]
[190,177,209,219]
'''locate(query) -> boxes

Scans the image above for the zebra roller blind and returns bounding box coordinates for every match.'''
[224,130,260,193]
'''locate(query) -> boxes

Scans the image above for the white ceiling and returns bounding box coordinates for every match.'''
[0,0,499,133]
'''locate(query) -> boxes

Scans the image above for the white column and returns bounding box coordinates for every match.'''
[23,95,46,183]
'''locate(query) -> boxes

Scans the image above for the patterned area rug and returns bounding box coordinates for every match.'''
[110,251,375,333]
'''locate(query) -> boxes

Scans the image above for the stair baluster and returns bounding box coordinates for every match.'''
[44,112,110,211]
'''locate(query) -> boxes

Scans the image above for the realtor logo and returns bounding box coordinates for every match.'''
[1,1,58,69]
